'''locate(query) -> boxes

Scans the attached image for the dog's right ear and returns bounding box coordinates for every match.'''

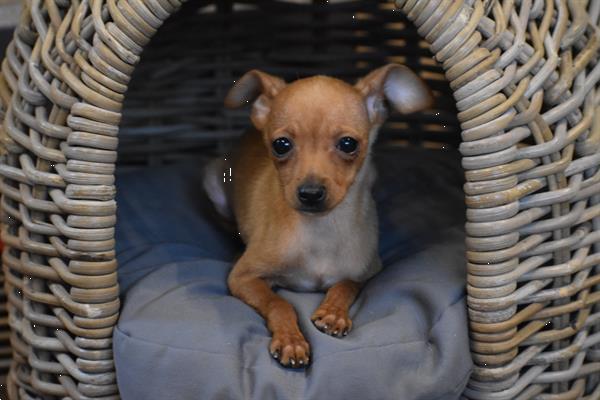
[224,70,286,130]
[355,64,433,125]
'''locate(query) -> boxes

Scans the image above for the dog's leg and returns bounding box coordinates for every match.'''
[311,280,362,337]
[228,256,310,368]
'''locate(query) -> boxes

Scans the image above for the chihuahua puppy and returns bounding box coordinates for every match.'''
[206,64,432,368]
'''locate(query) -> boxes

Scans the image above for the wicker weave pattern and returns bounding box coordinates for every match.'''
[395,0,600,398]
[0,0,137,396]
[0,0,597,398]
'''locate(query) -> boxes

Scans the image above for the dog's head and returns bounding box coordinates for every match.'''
[225,64,432,214]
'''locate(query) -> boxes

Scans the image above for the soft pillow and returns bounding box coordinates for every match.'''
[114,148,471,400]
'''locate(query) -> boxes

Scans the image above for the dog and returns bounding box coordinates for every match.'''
[204,64,432,368]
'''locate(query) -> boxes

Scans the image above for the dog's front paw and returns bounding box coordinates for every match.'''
[311,304,352,337]
[270,330,310,368]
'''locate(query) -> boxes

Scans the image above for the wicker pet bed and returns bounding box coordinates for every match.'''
[0,0,599,399]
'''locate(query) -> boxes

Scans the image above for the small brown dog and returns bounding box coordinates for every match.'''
[205,64,432,368]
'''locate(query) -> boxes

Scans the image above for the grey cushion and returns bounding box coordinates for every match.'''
[114,148,472,400]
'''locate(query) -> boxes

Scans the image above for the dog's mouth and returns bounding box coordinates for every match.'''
[296,204,329,215]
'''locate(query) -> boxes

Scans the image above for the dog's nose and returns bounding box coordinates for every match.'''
[297,184,326,207]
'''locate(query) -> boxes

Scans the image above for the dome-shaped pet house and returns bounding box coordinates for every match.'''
[0,0,599,398]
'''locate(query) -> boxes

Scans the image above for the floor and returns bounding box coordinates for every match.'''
[0,0,19,58]
[0,0,20,28]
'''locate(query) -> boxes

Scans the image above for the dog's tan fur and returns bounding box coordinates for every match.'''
[208,64,432,368]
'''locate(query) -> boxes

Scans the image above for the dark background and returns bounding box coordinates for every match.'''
[0,29,10,59]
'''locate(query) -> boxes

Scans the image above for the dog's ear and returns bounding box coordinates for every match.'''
[355,64,433,124]
[225,70,286,130]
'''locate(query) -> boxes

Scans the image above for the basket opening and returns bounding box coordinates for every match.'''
[117,0,462,165]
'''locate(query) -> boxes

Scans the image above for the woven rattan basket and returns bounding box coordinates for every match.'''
[1,0,600,398]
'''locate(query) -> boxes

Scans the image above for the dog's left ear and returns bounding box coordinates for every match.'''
[355,64,433,124]
[224,70,286,130]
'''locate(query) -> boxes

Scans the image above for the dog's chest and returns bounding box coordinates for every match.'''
[276,200,378,291]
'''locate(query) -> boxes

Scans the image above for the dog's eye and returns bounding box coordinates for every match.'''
[337,137,358,154]
[272,137,293,157]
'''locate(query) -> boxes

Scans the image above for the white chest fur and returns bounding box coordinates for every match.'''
[273,160,381,291]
